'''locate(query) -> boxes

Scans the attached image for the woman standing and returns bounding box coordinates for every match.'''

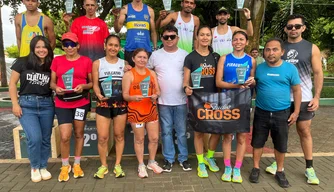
[183,26,220,178]
[214,31,256,183]
[92,35,128,179]
[50,32,93,182]
[122,48,163,178]
[9,36,54,182]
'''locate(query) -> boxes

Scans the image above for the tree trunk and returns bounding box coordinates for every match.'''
[0,6,8,87]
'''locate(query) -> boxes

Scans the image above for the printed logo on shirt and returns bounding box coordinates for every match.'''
[26,72,50,86]
[286,49,299,64]
[201,63,215,77]
[128,14,136,19]
[267,73,280,77]
[137,31,145,36]
[82,26,101,34]
[144,14,149,21]
[103,71,122,76]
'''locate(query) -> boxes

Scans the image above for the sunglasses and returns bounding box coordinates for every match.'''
[286,24,304,30]
[162,35,177,40]
[62,41,77,48]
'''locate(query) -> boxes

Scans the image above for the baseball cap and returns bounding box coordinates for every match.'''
[217,7,229,15]
[61,32,79,43]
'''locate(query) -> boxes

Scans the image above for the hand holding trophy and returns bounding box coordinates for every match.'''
[190,66,204,89]
[65,0,74,14]
[62,68,74,92]
[139,76,151,97]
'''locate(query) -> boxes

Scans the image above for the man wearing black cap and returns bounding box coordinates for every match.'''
[211,7,253,56]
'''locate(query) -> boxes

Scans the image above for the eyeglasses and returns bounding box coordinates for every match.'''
[62,41,77,48]
[286,24,304,30]
[162,35,177,40]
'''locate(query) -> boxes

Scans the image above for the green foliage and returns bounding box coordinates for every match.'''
[327,53,334,75]
[318,87,334,98]
[5,45,19,58]
[311,17,334,51]
[54,48,65,55]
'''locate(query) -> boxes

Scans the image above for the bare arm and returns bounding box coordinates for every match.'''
[14,14,22,52]
[288,84,301,126]
[50,71,65,95]
[150,70,160,101]
[156,10,168,29]
[183,67,193,96]
[230,8,253,37]
[62,13,73,32]
[159,12,176,28]
[308,44,323,111]
[215,56,242,89]
[148,7,157,49]
[9,71,22,117]
[113,6,127,33]
[44,16,56,50]
[92,60,104,100]
[193,16,200,50]
[244,57,257,87]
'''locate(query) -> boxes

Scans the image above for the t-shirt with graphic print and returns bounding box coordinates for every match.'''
[71,16,109,62]
[184,50,220,93]
[11,57,52,96]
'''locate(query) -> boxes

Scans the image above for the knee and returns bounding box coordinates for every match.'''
[98,136,109,145]
[297,126,311,138]
[114,134,124,143]
[223,134,233,143]
[149,137,159,144]
[237,134,246,145]
[61,136,71,144]
[134,137,145,145]
[161,130,172,137]
[74,131,84,139]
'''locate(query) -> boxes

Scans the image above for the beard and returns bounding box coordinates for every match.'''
[219,21,227,25]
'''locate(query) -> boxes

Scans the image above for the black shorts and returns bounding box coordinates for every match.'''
[291,102,315,121]
[55,104,90,125]
[251,107,290,153]
[124,50,152,67]
[95,107,127,118]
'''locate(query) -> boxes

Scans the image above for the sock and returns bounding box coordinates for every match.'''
[139,163,145,167]
[224,159,231,167]
[235,160,242,169]
[62,158,69,166]
[206,149,215,159]
[306,159,313,168]
[148,159,156,164]
[74,156,81,165]
[197,154,204,164]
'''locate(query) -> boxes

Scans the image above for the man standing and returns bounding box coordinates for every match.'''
[156,0,200,53]
[249,38,301,188]
[212,7,253,56]
[15,0,56,56]
[113,0,157,67]
[147,25,191,172]
[63,0,109,62]
[266,14,323,185]
[250,48,265,65]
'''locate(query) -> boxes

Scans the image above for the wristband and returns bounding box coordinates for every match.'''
[247,18,252,21]
[183,86,187,93]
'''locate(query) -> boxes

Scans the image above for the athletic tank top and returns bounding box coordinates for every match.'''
[282,39,313,101]
[96,57,127,108]
[175,12,194,53]
[20,12,45,57]
[125,3,151,52]
[127,68,158,123]
[212,26,233,56]
[223,53,252,86]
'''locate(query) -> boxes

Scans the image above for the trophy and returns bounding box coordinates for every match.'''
[190,67,203,89]
[114,0,122,8]
[101,75,113,98]
[65,0,74,14]
[236,66,247,84]
[163,0,173,12]
[62,68,74,91]
[236,0,245,11]
[140,76,151,97]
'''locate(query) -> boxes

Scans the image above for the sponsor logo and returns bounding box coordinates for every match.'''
[144,14,149,21]
[26,72,50,86]
[134,23,147,28]
[197,102,240,120]
[267,73,280,77]
[137,31,145,36]
[82,26,101,34]
[128,14,136,19]
[104,71,122,76]
[201,63,215,77]
[286,49,299,64]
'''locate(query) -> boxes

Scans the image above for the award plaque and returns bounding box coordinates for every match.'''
[65,0,74,14]
[236,0,245,11]
[236,66,247,84]
[114,0,122,8]
[190,67,204,89]
[62,68,74,90]
[101,76,113,98]
[140,76,151,97]
[163,0,173,12]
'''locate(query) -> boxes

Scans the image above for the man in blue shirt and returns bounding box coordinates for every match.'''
[249,38,301,188]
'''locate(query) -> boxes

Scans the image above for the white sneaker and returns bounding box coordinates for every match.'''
[40,168,52,180]
[31,169,42,182]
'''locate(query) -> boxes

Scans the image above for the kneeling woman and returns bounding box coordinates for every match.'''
[92,35,128,179]
[9,36,54,182]
[50,32,93,182]
[122,48,163,178]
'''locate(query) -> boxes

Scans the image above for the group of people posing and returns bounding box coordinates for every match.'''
[10,0,323,189]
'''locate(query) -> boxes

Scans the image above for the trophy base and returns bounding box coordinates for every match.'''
[63,89,74,93]
[167,10,174,13]
[233,8,245,11]
[143,96,152,98]
[189,86,204,90]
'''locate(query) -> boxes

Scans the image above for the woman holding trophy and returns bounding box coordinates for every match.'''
[50,32,93,182]
[122,48,162,178]
[214,31,256,183]
[92,35,128,179]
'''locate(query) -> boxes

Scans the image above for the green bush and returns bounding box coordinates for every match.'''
[5,45,19,58]
[54,48,65,55]
[327,53,334,75]
[315,86,334,98]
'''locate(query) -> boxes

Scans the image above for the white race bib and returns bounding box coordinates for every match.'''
[74,108,85,120]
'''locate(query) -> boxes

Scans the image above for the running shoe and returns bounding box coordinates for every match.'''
[266,162,284,175]
[221,166,232,182]
[305,167,320,185]
[72,164,84,178]
[179,160,192,171]
[31,169,42,183]
[114,164,125,178]
[275,171,290,188]
[162,160,172,173]
[138,164,148,178]
[197,163,208,178]
[203,157,219,172]
[40,168,52,180]
[94,165,109,179]
[147,161,163,174]
[58,165,71,182]
[249,168,260,183]
[232,167,243,183]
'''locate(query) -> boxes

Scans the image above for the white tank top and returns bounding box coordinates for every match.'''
[175,11,194,53]
[212,26,233,56]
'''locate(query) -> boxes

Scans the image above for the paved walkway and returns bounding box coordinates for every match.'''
[0,155,333,192]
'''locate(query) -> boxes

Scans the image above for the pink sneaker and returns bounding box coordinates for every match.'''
[147,161,163,174]
[138,164,148,178]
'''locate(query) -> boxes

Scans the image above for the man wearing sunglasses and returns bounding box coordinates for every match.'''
[147,25,191,173]
[211,6,253,56]
[156,0,200,53]
[266,14,323,185]
[63,0,109,62]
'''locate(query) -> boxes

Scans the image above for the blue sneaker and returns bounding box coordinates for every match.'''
[305,167,320,185]
[197,163,208,178]
[221,166,232,182]
[232,167,243,183]
[203,157,219,172]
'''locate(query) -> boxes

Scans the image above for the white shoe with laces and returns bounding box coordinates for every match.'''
[31,169,42,183]
[40,168,52,180]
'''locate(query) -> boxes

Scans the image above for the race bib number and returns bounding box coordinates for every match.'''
[136,123,144,128]
[74,108,85,120]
